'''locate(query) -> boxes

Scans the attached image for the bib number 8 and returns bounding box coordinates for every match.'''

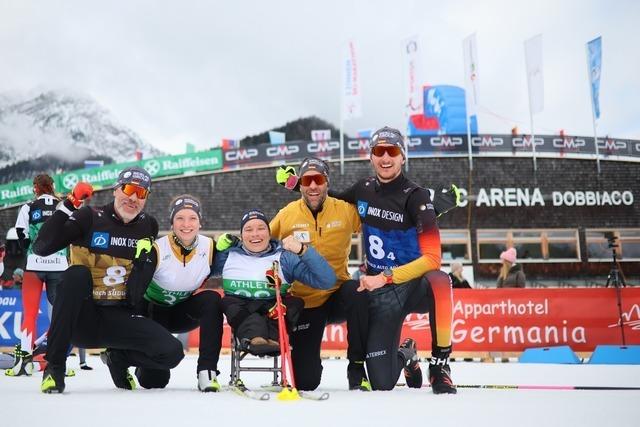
[368,235,396,261]
[103,265,127,286]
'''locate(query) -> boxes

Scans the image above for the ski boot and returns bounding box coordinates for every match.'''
[41,365,65,394]
[5,344,34,377]
[100,350,136,390]
[198,370,221,392]
[428,357,457,394]
[399,338,423,388]
[347,360,372,391]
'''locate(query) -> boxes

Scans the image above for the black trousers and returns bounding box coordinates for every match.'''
[365,270,452,390]
[289,279,369,391]
[46,266,184,374]
[135,290,223,382]
[221,295,303,342]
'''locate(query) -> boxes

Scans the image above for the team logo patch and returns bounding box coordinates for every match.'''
[357,201,368,218]
[31,209,42,221]
[90,232,110,249]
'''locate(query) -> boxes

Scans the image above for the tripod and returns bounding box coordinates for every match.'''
[605,243,626,345]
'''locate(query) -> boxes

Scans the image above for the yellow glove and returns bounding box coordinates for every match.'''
[216,233,239,251]
[135,238,152,259]
[276,165,299,191]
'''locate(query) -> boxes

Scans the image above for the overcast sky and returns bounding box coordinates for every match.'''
[1,0,638,154]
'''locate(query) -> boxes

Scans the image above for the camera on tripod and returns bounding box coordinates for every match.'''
[603,231,627,345]
[604,231,619,249]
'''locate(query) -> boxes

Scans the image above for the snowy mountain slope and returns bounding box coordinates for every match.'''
[0,90,163,171]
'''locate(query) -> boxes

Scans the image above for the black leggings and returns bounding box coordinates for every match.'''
[46,265,184,373]
[365,270,452,390]
[289,279,369,391]
[222,294,304,341]
[134,291,224,388]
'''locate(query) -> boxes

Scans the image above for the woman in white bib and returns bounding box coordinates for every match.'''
[214,209,336,355]
[127,195,223,392]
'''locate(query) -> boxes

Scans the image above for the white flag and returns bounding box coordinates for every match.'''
[402,35,423,117]
[524,34,544,114]
[342,40,362,120]
[462,33,479,115]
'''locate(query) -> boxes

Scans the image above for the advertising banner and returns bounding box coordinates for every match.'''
[192,288,640,353]
[587,36,603,120]
[524,34,544,114]
[0,179,35,208]
[0,290,50,347]
[462,33,479,115]
[342,40,362,120]
[3,136,640,207]
[402,35,423,117]
[57,150,224,192]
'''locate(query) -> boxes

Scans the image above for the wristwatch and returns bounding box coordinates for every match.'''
[382,267,394,284]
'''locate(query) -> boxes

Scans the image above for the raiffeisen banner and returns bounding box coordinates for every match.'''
[0,149,223,207]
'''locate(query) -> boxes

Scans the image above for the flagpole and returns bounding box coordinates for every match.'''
[462,33,477,172]
[465,114,473,171]
[340,116,345,175]
[586,42,601,174]
[524,34,543,173]
[529,109,537,172]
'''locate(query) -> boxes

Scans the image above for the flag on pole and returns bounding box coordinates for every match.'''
[269,131,286,145]
[357,129,372,138]
[524,34,544,114]
[342,40,362,120]
[587,36,602,120]
[402,35,423,117]
[221,139,240,150]
[311,130,331,141]
[462,33,479,115]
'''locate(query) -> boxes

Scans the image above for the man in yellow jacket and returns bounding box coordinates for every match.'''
[270,157,371,391]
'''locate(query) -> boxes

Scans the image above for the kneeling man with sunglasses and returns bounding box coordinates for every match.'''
[271,157,372,391]
[33,167,184,393]
[336,127,457,394]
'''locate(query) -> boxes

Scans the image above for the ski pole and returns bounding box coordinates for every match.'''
[452,384,640,391]
[268,261,299,400]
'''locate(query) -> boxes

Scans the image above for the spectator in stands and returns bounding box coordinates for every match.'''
[449,262,471,289]
[496,248,526,288]
[3,268,25,289]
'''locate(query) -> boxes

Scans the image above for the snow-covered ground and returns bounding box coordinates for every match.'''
[2,354,639,427]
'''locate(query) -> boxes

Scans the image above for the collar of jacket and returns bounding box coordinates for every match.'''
[236,239,282,258]
[375,173,407,192]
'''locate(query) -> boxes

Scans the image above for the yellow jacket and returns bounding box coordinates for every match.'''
[270,197,361,308]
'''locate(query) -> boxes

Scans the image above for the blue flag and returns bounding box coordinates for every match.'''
[587,37,602,120]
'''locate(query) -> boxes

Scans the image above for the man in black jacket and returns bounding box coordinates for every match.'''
[33,167,184,393]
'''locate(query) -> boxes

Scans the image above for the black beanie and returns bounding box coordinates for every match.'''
[240,209,270,232]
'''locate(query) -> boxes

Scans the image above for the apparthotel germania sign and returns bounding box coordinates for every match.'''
[455,187,634,208]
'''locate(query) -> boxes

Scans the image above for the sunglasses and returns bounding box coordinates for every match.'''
[300,174,328,186]
[371,145,403,158]
[121,184,149,199]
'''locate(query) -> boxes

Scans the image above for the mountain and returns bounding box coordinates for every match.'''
[0,90,164,183]
[240,116,349,145]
